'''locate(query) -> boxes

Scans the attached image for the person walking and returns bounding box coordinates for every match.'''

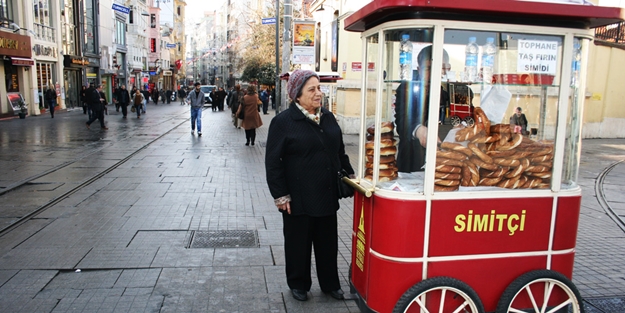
[166,89,172,104]
[113,85,121,112]
[187,82,205,136]
[99,86,108,116]
[152,88,160,105]
[85,85,108,130]
[115,85,131,118]
[260,88,269,115]
[141,88,150,113]
[44,85,56,118]
[265,69,354,302]
[229,84,242,128]
[216,87,227,111]
[81,85,88,115]
[210,89,217,112]
[235,85,263,146]
[178,87,187,105]
[132,89,144,119]
[160,89,166,104]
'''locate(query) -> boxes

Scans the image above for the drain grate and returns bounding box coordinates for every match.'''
[188,230,259,248]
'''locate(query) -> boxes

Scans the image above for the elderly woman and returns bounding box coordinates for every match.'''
[265,70,354,302]
[235,85,263,145]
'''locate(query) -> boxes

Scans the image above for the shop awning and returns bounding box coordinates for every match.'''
[11,57,34,66]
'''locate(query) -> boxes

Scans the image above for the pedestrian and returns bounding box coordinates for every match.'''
[178,87,187,105]
[264,69,354,302]
[81,85,88,115]
[99,86,108,116]
[235,85,263,146]
[141,88,149,113]
[113,85,121,112]
[160,89,166,104]
[229,84,242,128]
[132,89,144,119]
[44,85,56,118]
[210,89,217,112]
[166,89,172,104]
[260,87,269,115]
[152,88,160,105]
[115,85,131,118]
[85,83,97,120]
[187,82,205,136]
[85,85,108,130]
[271,87,276,109]
[217,87,227,111]
[510,106,529,135]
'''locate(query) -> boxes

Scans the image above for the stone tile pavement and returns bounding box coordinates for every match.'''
[0,104,623,312]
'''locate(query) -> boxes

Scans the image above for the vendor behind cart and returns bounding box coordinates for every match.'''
[395,45,450,172]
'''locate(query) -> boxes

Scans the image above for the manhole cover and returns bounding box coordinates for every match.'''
[585,297,625,313]
[189,230,258,248]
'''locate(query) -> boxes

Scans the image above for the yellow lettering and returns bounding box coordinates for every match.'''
[520,210,526,231]
[508,214,519,236]
[467,210,473,232]
[489,210,495,231]
[473,214,488,232]
[454,215,466,232]
[496,214,507,231]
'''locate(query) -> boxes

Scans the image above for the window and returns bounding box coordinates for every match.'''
[60,0,76,55]
[33,0,55,41]
[115,19,126,46]
[0,0,14,27]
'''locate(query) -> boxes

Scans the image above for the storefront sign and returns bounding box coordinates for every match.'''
[0,32,32,58]
[163,70,172,76]
[64,56,89,68]
[33,44,57,57]
[11,57,34,66]
[517,40,558,74]
[352,62,362,72]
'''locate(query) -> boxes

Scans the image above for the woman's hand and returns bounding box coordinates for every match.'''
[277,202,291,214]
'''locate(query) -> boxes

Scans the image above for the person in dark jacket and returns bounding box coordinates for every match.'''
[85,84,107,130]
[265,69,354,302]
[178,87,187,105]
[229,84,242,128]
[510,106,529,135]
[115,85,131,118]
[210,89,217,111]
[216,87,227,111]
[44,85,56,118]
[166,89,172,104]
[81,85,88,115]
[152,88,159,105]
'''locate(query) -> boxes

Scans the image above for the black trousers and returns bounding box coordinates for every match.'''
[244,129,256,144]
[282,213,340,292]
[86,108,105,127]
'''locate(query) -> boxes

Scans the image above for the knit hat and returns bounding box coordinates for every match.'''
[288,69,319,102]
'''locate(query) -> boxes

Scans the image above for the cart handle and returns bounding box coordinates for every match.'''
[342,177,373,198]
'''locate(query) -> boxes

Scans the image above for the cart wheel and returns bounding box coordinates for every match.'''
[450,115,462,126]
[464,116,475,127]
[495,270,584,313]
[393,276,484,313]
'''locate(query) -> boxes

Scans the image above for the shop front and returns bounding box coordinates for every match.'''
[63,55,88,110]
[0,31,35,117]
[33,43,60,112]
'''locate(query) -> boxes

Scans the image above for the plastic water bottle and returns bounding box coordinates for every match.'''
[399,34,413,81]
[481,37,496,84]
[571,38,581,87]
[464,37,478,82]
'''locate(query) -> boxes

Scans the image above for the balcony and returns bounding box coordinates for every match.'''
[595,22,625,44]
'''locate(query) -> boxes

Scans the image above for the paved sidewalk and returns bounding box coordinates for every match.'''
[0,104,623,312]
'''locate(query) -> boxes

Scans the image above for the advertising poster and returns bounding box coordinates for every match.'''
[331,19,339,72]
[293,21,315,65]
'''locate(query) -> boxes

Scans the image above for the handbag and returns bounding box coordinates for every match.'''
[238,104,245,119]
[337,169,354,199]
[131,106,136,113]
[306,121,354,199]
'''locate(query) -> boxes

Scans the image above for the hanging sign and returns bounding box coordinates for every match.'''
[292,20,315,65]
[112,4,130,14]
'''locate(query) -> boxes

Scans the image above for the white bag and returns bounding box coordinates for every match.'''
[480,85,512,124]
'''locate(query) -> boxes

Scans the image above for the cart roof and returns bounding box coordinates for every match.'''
[280,72,343,83]
[344,0,625,32]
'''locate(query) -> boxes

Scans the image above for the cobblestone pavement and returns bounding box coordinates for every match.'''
[0,103,623,312]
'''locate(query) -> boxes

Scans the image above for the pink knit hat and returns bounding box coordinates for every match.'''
[287,69,319,102]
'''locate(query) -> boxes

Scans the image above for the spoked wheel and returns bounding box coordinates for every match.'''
[393,276,484,313]
[450,115,462,126]
[464,116,475,127]
[496,270,584,313]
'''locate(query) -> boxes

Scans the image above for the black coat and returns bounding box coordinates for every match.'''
[116,88,130,104]
[265,103,354,217]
